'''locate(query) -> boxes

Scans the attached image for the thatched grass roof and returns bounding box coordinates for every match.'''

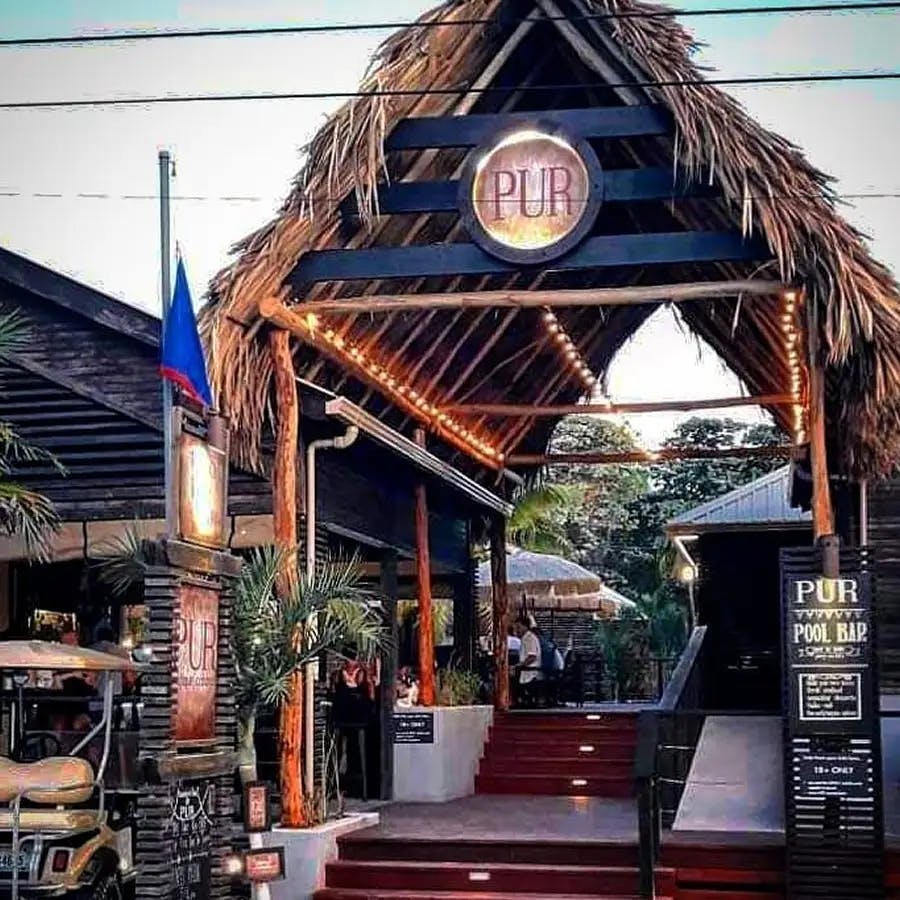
[203,0,900,481]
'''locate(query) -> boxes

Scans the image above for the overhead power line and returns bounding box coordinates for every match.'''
[1,70,899,110]
[1,189,899,204]
[1,1,898,46]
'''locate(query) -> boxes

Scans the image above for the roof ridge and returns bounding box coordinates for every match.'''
[0,245,160,347]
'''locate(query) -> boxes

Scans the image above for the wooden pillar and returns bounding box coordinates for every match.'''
[805,297,835,542]
[379,549,399,800]
[413,429,436,706]
[269,329,305,827]
[490,515,510,711]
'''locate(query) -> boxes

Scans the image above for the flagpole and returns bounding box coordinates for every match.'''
[159,150,175,534]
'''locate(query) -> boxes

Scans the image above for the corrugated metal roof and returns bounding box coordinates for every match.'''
[666,466,811,534]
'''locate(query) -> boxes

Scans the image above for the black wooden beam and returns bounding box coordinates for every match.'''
[290,231,769,287]
[341,166,717,220]
[385,105,671,150]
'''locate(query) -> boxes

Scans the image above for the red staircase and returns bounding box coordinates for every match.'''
[316,832,675,899]
[475,711,637,798]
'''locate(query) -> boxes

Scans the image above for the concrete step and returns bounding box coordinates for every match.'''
[475,773,633,797]
[324,860,642,895]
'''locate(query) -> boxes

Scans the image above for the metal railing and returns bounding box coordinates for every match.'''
[634,626,708,900]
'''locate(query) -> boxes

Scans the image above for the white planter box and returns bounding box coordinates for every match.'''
[393,704,493,802]
[261,812,379,900]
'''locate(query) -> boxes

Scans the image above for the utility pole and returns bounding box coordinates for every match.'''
[159,150,174,533]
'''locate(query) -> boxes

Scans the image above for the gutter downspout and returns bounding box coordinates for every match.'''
[304,425,359,797]
[672,534,699,632]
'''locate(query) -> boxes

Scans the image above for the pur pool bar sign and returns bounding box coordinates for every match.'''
[786,574,873,733]
[460,126,603,264]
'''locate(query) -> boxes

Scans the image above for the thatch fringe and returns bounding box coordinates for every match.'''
[202,0,900,478]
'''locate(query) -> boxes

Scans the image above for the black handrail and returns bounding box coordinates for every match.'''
[633,626,708,900]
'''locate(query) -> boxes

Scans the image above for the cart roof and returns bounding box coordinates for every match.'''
[0,640,139,671]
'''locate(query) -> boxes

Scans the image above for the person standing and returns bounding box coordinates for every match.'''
[516,615,543,707]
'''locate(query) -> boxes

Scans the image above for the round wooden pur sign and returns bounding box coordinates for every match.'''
[461,128,602,264]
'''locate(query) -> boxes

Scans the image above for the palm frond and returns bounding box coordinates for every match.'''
[0,481,59,562]
[508,483,582,554]
[93,527,159,597]
[233,547,387,714]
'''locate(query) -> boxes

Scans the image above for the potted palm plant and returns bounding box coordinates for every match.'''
[232,545,386,822]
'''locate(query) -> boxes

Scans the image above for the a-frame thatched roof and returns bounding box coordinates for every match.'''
[203,0,900,482]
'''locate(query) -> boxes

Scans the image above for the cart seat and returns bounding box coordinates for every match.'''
[0,808,101,832]
[0,757,94,805]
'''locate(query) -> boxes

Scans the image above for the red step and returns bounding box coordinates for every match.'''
[317,891,665,900]
[337,837,640,868]
[478,757,633,777]
[324,860,642,895]
[475,772,633,797]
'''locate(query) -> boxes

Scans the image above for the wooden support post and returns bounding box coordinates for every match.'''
[413,429,436,707]
[269,329,306,828]
[379,549,399,800]
[490,516,510,711]
[805,298,835,543]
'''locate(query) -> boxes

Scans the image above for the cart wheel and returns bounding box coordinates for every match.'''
[72,873,122,900]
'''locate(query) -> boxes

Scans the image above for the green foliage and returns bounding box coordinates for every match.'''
[507,482,582,554]
[593,610,650,701]
[635,587,688,658]
[94,528,165,597]
[0,309,65,560]
[438,667,481,706]
[397,597,452,646]
[233,546,387,714]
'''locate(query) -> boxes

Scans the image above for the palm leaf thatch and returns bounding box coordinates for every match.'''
[202,0,900,480]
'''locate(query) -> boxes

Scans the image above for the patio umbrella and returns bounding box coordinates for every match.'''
[477,547,636,617]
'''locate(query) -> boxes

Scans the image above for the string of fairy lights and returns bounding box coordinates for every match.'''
[298,289,808,467]
[541,309,600,396]
[782,289,808,444]
[302,312,505,464]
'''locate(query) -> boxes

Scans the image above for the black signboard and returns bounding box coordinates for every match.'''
[781,546,883,900]
[170,780,214,900]
[784,572,873,734]
[394,711,435,744]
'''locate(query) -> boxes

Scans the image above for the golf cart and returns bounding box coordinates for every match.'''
[0,641,141,899]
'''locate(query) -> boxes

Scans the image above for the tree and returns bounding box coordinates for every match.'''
[0,309,63,559]
[655,418,782,509]
[542,416,649,587]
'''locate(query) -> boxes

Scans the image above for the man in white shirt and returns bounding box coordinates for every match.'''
[516,615,543,706]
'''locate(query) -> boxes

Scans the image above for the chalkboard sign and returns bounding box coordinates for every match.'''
[784,572,873,734]
[781,546,883,900]
[394,711,435,744]
[170,780,214,900]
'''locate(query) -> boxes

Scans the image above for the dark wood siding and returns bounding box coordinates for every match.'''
[869,478,900,693]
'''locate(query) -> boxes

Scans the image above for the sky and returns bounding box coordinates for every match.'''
[0,0,898,445]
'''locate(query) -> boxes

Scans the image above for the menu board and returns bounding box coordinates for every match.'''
[785,573,873,734]
[170,780,214,900]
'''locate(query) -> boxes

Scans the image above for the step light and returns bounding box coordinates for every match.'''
[571,778,588,787]
[586,714,601,721]
[468,872,491,882]
[579,745,595,753]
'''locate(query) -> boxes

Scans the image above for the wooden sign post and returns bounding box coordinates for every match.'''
[781,544,884,899]
[136,401,242,900]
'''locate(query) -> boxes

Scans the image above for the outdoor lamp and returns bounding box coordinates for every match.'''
[678,563,697,584]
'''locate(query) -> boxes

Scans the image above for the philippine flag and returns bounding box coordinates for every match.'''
[160,254,213,408]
